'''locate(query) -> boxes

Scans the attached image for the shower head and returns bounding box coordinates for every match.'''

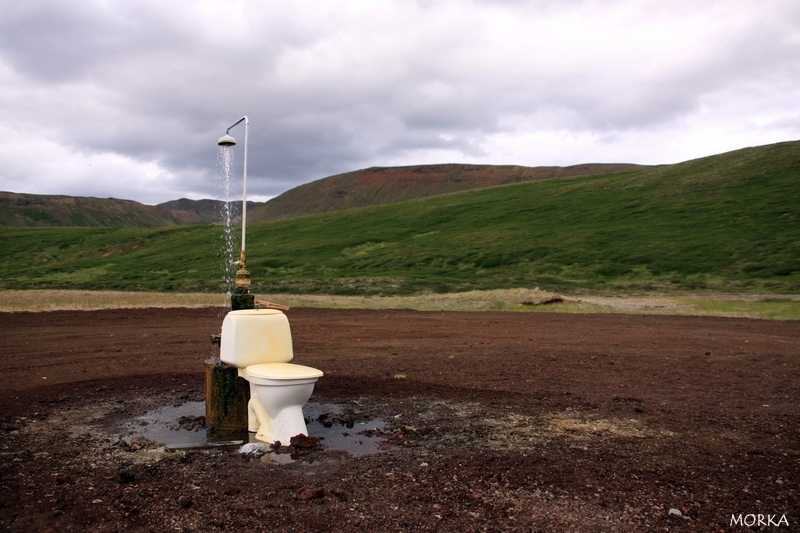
[218,116,249,254]
[218,134,237,147]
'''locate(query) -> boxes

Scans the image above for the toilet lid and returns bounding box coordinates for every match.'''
[246,363,323,380]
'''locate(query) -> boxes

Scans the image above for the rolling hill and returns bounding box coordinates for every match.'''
[248,162,651,222]
[0,140,797,295]
[0,192,183,228]
[0,163,642,227]
[0,193,263,228]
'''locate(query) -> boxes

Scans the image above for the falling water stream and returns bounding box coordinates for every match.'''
[217,145,239,307]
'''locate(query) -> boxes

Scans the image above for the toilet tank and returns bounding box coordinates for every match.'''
[220,309,294,368]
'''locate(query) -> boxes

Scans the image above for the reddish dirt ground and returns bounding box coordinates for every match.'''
[1,307,799,532]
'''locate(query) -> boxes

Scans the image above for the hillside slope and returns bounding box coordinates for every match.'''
[1,164,645,227]
[248,162,651,222]
[1,140,796,294]
[0,192,182,228]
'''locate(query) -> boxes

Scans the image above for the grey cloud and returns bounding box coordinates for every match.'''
[0,3,121,82]
[0,0,799,205]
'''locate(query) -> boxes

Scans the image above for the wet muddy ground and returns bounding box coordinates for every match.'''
[1,307,799,532]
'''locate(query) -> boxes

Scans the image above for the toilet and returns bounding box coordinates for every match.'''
[220,309,323,444]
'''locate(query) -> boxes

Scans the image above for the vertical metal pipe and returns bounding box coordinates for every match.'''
[241,117,248,252]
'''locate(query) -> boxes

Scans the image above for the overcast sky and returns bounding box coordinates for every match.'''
[1,0,798,205]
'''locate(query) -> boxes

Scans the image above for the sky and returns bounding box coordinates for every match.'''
[0,0,798,206]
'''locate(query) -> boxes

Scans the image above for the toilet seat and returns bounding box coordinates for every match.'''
[245,362,323,380]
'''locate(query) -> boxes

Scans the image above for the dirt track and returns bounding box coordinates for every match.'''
[1,307,799,532]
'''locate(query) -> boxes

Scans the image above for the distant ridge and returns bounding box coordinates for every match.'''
[0,163,651,227]
[0,193,265,228]
[248,162,652,222]
[0,192,183,228]
[157,198,263,224]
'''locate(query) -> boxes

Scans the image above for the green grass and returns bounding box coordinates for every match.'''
[1,140,798,295]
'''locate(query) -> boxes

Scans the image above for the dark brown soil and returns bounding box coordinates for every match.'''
[1,307,798,532]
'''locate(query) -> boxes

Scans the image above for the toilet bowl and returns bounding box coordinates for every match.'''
[220,309,323,444]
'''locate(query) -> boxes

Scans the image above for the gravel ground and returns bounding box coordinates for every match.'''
[1,307,798,532]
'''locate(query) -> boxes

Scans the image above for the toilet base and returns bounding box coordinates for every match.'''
[247,394,310,444]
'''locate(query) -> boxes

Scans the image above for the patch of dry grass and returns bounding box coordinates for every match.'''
[0,288,558,313]
[263,288,561,312]
[1,289,798,319]
[481,411,670,450]
[0,290,226,312]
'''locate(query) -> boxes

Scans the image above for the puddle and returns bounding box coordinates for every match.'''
[304,403,388,457]
[123,401,242,451]
[123,401,388,458]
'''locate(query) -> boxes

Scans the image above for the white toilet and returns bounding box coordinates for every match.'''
[220,309,323,444]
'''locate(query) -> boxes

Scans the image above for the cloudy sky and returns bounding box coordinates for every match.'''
[1,0,798,205]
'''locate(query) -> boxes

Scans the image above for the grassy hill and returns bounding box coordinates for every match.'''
[0,192,183,228]
[248,163,650,222]
[156,198,263,224]
[156,198,224,224]
[0,141,797,295]
[1,164,642,229]
[0,193,266,228]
